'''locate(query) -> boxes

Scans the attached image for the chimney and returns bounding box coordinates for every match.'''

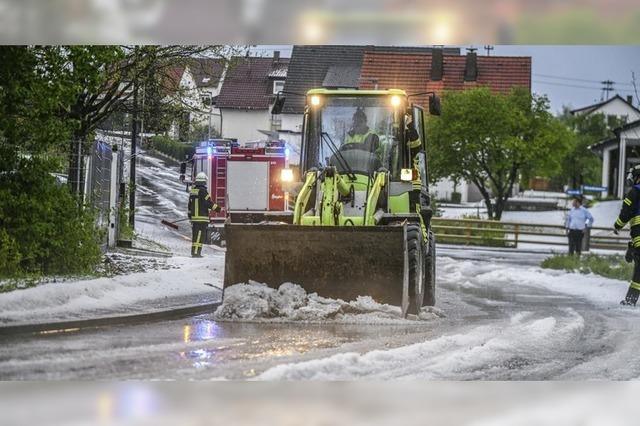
[273,51,280,63]
[464,52,478,81]
[627,95,634,105]
[430,48,443,81]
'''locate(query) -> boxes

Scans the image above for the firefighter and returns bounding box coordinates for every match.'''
[406,115,423,211]
[614,165,640,306]
[188,172,221,257]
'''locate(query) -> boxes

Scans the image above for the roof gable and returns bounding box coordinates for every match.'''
[571,95,640,117]
[217,56,290,110]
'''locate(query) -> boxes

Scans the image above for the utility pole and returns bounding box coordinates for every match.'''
[208,97,213,140]
[484,45,494,56]
[129,74,139,229]
[601,80,614,101]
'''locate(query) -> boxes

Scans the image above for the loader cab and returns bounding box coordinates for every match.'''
[300,89,411,181]
[290,88,438,223]
[298,89,437,183]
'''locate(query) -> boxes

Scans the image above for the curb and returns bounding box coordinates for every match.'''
[118,247,173,258]
[0,302,221,337]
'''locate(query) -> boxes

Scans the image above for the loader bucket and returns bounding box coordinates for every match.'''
[223,223,410,316]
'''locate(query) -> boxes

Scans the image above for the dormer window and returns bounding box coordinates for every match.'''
[273,80,285,95]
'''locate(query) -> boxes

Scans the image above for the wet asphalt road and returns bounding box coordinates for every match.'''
[2,264,639,380]
[2,152,638,380]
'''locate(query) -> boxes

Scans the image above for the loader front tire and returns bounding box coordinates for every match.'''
[407,224,425,315]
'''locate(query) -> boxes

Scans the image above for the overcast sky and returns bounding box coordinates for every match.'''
[253,45,640,114]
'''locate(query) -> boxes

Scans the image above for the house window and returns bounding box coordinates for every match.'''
[273,80,285,95]
[201,95,212,107]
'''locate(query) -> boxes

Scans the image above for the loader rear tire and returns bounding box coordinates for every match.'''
[407,224,425,315]
[423,231,436,307]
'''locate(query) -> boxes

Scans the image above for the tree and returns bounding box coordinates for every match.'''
[428,87,571,220]
[59,45,234,195]
[0,47,80,169]
[0,46,102,277]
[556,108,625,189]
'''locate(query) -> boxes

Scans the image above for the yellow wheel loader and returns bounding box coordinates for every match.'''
[223,88,440,317]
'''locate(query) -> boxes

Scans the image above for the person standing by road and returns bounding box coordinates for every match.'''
[565,196,594,256]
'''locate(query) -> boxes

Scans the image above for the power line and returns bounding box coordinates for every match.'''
[533,72,634,87]
[533,79,636,94]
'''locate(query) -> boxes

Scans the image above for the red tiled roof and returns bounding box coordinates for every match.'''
[359,52,531,107]
[217,56,289,110]
[160,65,186,94]
[189,58,225,88]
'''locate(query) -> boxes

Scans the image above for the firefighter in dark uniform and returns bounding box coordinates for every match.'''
[188,172,220,257]
[614,165,640,306]
[404,114,423,211]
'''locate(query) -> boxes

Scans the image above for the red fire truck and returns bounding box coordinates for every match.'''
[180,139,291,245]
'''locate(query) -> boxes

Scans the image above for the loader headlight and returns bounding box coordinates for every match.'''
[281,168,294,182]
[401,168,413,182]
[310,95,321,106]
[390,95,401,108]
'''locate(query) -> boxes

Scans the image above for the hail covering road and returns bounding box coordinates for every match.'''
[1,151,638,380]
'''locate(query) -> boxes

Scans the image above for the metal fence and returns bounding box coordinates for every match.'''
[432,217,629,251]
[83,140,124,249]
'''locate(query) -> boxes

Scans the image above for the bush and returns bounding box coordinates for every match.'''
[150,135,196,161]
[541,254,632,281]
[0,158,102,278]
[0,228,21,277]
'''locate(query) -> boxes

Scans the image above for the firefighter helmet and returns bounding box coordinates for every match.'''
[626,165,640,186]
[195,172,208,183]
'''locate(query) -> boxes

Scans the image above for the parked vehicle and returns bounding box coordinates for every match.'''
[179,139,290,245]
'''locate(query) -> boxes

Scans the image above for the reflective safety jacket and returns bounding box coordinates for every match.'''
[188,184,214,223]
[345,129,378,146]
[614,184,640,247]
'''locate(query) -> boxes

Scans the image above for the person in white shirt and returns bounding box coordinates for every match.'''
[565,196,594,256]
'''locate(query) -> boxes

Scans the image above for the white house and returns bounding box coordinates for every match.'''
[163,59,225,140]
[585,95,640,198]
[216,53,289,144]
[572,95,640,122]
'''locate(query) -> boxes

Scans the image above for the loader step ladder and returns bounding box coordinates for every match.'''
[215,157,227,206]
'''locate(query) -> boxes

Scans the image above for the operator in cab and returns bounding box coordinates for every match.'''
[344,108,380,152]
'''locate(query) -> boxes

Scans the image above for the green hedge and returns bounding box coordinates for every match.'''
[0,158,102,279]
[541,254,632,281]
[149,135,196,161]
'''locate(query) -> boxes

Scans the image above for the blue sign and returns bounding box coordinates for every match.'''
[582,185,607,192]
[566,189,582,195]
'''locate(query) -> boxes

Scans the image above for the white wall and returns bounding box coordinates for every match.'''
[220,109,271,143]
[432,178,490,203]
[280,113,303,133]
[587,97,640,122]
